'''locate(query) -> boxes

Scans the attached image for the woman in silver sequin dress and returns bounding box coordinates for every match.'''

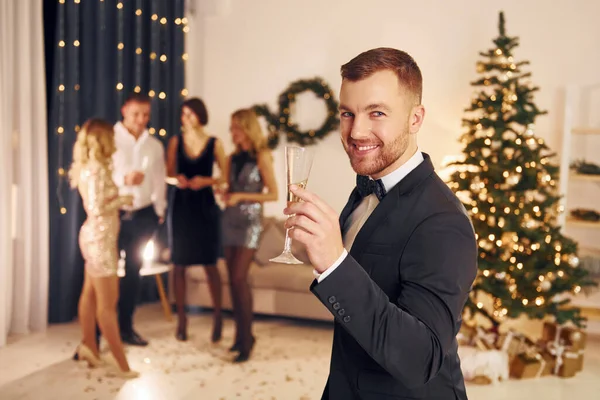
[69,119,138,379]
[221,108,278,362]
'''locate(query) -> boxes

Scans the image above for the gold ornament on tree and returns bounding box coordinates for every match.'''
[503,147,515,159]
[568,255,580,268]
[524,124,535,137]
[505,172,521,186]
[491,141,502,150]
[540,280,552,292]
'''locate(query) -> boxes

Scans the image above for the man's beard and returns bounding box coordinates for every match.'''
[345,130,409,177]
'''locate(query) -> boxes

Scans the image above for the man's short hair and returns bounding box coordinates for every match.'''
[341,47,423,103]
[123,92,151,105]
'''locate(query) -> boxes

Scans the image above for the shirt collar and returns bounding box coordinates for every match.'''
[377,148,425,193]
[114,121,149,143]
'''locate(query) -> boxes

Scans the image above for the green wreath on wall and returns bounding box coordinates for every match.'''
[278,78,340,146]
[253,103,281,149]
[252,77,340,149]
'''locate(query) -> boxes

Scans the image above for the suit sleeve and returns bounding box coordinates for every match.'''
[310,211,477,388]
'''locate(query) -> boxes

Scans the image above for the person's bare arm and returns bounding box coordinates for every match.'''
[166,135,188,188]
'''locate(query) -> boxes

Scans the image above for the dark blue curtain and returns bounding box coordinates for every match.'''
[45,0,186,323]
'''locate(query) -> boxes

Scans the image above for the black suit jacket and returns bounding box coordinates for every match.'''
[311,153,477,400]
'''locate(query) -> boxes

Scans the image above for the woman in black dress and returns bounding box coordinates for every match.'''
[166,98,227,342]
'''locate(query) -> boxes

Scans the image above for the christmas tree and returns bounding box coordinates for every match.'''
[446,11,596,329]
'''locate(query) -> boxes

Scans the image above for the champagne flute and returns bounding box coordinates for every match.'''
[120,158,134,219]
[269,145,315,264]
[140,155,149,172]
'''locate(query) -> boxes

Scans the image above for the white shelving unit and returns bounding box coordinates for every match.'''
[558,82,600,229]
[558,83,600,332]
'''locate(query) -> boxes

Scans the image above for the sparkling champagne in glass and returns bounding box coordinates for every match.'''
[269,145,315,264]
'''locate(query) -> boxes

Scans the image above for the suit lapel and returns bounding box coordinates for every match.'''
[348,192,397,258]
[347,153,436,258]
[338,188,361,232]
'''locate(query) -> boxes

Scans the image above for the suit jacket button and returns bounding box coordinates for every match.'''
[338,309,345,316]
[328,296,336,304]
[343,315,351,323]
[333,302,340,310]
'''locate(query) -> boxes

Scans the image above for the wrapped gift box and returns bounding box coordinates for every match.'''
[509,350,550,379]
[496,330,535,361]
[541,322,587,352]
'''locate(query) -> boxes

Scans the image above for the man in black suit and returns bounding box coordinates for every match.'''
[284,48,478,399]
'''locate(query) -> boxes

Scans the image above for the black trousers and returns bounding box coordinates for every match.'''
[117,205,159,334]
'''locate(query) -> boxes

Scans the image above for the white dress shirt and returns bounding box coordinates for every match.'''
[315,149,425,283]
[112,122,167,218]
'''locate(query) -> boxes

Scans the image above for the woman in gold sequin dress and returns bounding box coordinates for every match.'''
[69,119,138,379]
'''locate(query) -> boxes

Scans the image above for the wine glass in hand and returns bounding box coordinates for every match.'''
[269,145,315,264]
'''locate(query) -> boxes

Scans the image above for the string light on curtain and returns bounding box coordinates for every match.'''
[134,0,143,94]
[179,15,189,98]
[148,6,158,136]
[158,10,167,137]
[72,0,80,186]
[55,0,82,216]
[116,2,124,102]
[56,0,67,214]
[145,6,186,138]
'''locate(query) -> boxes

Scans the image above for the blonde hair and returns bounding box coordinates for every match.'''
[69,118,116,188]
[231,108,267,155]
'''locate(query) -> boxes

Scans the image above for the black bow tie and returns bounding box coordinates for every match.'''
[356,175,386,201]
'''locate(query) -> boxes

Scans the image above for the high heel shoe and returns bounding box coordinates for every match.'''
[176,317,188,341]
[176,327,188,342]
[229,341,240,352]
[108,368,140,379]
[103,353,140,379]
[233,336,255,363]
[76,343,103,368]
[211,316,222,343]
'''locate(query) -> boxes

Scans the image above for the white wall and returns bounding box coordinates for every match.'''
[185,0,600,219]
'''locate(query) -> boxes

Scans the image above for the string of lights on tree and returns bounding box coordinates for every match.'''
[445,12,596,329]
[55,0,188,215]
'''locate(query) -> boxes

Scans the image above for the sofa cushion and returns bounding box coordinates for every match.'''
[250,262,315,293]
[186,258,316,293]
[254,217,311,265]
[254,218,286,265]
[291,237,311,265]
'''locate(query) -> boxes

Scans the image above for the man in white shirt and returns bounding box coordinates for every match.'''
[112,92,167,346]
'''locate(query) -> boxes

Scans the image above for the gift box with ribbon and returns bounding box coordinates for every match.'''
[541,322,587,352]
[546,339,582,378]
[474,326,498,350]
[496,329,536,361]
[509,348,550,379]
[457,323,498,350]
[540,322,586,376]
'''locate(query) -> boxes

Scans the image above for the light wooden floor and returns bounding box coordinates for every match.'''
[0,305,599,399]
